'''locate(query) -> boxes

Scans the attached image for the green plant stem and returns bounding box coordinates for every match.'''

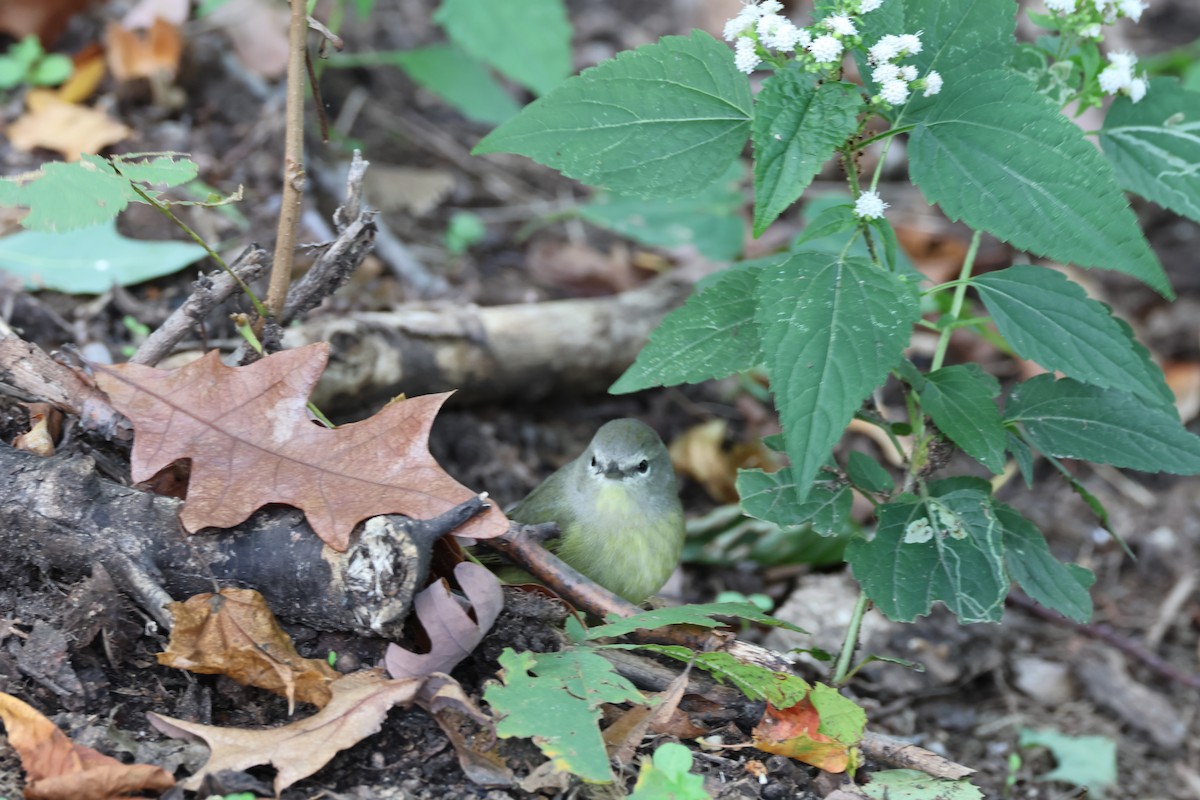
[127,183,271,320]
[930,229,982,372]
[832,590,871,686]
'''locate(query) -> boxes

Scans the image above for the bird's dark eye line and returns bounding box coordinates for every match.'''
[637,459,649,473]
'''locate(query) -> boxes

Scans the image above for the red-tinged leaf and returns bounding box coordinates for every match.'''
[752,698,854,773]
[94,343,508,551]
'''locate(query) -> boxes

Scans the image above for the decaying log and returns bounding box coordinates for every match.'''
[282,271,698,411]
[0,443,486,639]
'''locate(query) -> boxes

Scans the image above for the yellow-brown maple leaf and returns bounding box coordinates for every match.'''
[94,343,507,550]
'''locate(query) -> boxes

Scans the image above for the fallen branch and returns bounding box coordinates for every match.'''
[0,444,487,639]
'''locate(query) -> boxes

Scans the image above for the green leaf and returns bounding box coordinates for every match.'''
[435,0,570,96]
[868,0,1016,89]
[1019,728,1117,797]
[391,44,521,126]
[846,481,1008,623]
[629,743,711,800]
[110,154,200,188]
[485,648,642,783]
[602,644,814,709]
[751,74,861,235]
[0,220,207,294]
[757,252,920,503]
[919,364,1007,473]
[1005,374,1200,474]
[579,162,744,261]
[994,503,1093,622]
[1006,431,1035,488]
[906,71,1170,297]
[475,30,752,199]
[863,769,984,800]
[610,266,762,393]
[810,683,868,749]
[29,53,72,86]
[845,451,894,494]
[737,467,851,535]
[1,161,133,231]
[974,265,1175,411]
[1100,77,1200,224]
[585,601,808,640]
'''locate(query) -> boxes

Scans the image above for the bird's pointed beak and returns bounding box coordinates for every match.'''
[602,463,623,479]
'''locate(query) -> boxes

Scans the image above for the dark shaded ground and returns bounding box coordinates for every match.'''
[2,1,1199,798]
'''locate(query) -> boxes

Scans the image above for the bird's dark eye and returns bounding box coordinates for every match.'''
[636,459,649,473]
[590,456,599,469]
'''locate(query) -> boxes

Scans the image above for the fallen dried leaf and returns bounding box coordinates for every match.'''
[385,561,504,679]
[0,690,174,800]
[752,698,853,773]
[12,402,60,456]
[148,669,419,794]
[208,0,289,79]
[418,673,513,787]
[7,92,130,161]
[93,343,508,550]
[105,17,183,83]
[158,587,341,712]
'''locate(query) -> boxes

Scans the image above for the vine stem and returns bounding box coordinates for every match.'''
[930,229,983,372]
[832,589,871,686]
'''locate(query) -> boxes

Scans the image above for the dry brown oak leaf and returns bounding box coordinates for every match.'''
[94,342,507,551]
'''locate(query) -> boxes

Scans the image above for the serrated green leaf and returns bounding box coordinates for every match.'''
[1100,77,1200,224]
[847,481,1008,623]
[0,220,206,293]
[751,74,861,235]
[1006,431,1035,488]
[810,683,867,745]
[585,601,808,640]
[737,467,851,535]
[610,266,762,393]
[579,162,744,261]
[601,643,813,709]
[920,364,1007,473]
[845,451,894,493]
[110,154,200,188]
[486,648,641,784]
[1005,374,1200,474]
[994,503,1093,622]
[974,265,1175,411]
[435,0,570,96]
[789,195,923,282]
[757,252,920,503]
[907,71,1170,297]
[1,160,133,231]
[868,0,1016,89]
[474,31,752,199]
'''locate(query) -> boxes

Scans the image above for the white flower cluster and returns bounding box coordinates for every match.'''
[1046,0,1147,21]
[867,32,942,105]
[1098,50,1148,102]
[854,190,889,219]
[723,0,887,74]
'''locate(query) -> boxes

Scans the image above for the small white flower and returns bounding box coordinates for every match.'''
[807,34,844,63]
[758,14,803,50]
[1045,0,1077,12]
[880,78,910,104]
[922,70,943,96]
[1079,22,1103,38]
[854,191,889,219]
[900,64,918,81]
[734,36,760,73]
[796,27,812,48]
[1119,0,1146,20]
[724,8,759,41]
[759,0,784,12]
[825,14,857,37]
[868,35,900,63]
[872,63,901,83]
[896,33,922,55]
[1098,63,1131,93]
[860,0,884,11]
[1107,50,1138,71]
[1128,75,1148,102]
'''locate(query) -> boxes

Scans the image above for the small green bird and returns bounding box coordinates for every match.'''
[509,418,685,604]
